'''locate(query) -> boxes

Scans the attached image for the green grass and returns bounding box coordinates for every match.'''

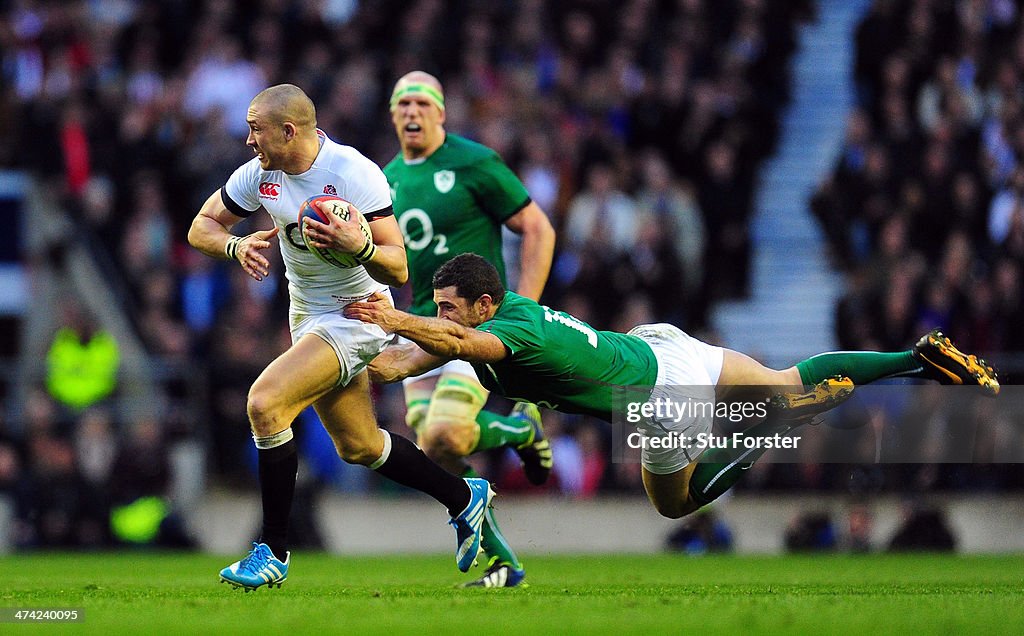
[2,553,1022,634]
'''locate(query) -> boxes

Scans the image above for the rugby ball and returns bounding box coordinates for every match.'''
[298,195,373,268]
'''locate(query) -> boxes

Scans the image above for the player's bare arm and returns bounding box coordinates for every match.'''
[345,295,507,363]
[303,203,408,287]
[368,343,449,384]
[188,189,280,282]
[504,201,555,301]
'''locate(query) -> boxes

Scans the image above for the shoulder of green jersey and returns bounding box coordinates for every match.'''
[443,134,501,165]
[478,322,518,355]
[383,154,403,174]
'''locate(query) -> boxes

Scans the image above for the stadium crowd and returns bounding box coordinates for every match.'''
[2,0,1021,548]
[813,0,1024,355]
[803,0,1024,497]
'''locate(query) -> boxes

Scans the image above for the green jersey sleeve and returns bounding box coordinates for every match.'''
[478,312,540,356]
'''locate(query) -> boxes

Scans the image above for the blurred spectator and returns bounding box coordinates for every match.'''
[45,302,119,412]
[59,101,91,198]
[179,249,231,343]
[108,417,195,548]
[565,162,640,253]
[74,407,117,489]
[784,511,838,552]
[887,500,957,552]
[699,140,751,299]
[78,175,118,258]
[635,151,706,299]
[17,426,109,548]
[917,56,983,134]
[576,422,607,497]
[665,510,734,554]
[845,502,874,553]
[183,36,266,137]
[109,418,170,509]
[988,166,1024,248]
[205,294,276,482]
[548,418,585,497]
[137,268,193,359]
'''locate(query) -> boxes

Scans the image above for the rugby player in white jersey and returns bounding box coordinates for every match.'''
[188,84,494,591]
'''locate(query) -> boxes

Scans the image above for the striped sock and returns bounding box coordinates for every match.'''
[473,410,534,452]
[688,418,789,508]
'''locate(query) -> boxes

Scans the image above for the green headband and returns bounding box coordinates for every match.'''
[389,83,445,111]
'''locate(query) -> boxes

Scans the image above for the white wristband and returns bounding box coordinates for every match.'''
[354,238,377,263]
[225,236,242,261]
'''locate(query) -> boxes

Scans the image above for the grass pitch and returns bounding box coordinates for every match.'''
[2,552,1022,634]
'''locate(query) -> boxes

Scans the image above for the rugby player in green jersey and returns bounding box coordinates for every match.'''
[346,253,999,521]
[383,72,556,587]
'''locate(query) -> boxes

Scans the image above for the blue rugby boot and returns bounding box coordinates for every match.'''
[219,542,289,591]
[450,477,494,572]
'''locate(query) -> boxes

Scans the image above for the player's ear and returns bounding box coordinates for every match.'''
[283,122,296,140]
[476,294,493,316]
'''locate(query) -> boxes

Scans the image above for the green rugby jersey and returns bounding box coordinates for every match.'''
[384,134,531,316]
[473,292,660,421]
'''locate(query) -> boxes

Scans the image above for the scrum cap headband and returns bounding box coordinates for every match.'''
[389,83,445,111]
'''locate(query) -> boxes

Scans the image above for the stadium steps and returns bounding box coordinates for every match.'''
[13,179,161,426]
[712,0,871,368]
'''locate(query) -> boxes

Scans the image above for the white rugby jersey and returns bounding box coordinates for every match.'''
[222,130,393,314]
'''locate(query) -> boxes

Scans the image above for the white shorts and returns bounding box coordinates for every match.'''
[396,336,478,388]
[290,291,393,387]
[628,323,724,475]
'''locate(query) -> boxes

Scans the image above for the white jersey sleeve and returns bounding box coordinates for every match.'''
[354,159,393,216]
[222,158,264,216]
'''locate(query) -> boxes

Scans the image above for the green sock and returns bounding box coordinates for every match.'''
[796,350,925,386]
[688,417,790,508]
[462,467,521,569]
[473,410,534,452]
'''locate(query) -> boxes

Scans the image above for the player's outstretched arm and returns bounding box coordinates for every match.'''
[188,189,279,282]
[505,201,555,301]
[345,294,507,363]
[368,343,448,384]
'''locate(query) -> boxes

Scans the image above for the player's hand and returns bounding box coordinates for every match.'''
[367,357,401,384]
[344,292,404,333]
[304,201,369,253]
[367,343,439,384]
[236,227,279,281]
